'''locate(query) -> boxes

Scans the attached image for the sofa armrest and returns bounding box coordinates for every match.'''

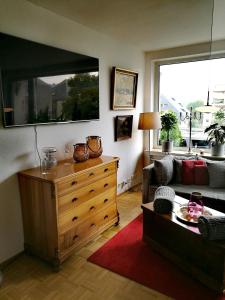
[142,164,158,204]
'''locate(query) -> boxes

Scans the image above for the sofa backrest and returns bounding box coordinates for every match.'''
[153,154,225,187]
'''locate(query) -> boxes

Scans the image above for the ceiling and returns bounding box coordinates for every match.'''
[27,0,223,51]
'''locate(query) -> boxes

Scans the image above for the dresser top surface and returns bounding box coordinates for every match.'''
[18,155,119,183]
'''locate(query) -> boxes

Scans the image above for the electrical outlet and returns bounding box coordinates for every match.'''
[122,181,127,188]
[118,181,127,189]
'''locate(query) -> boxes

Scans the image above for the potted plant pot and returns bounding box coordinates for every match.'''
[162,141,173,153]
[211,144,224,156]
[205,123,225,157]
[160,112,178,153]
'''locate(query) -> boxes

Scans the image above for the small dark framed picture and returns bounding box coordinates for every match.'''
[111,67,138,110]
[115,115,133,141]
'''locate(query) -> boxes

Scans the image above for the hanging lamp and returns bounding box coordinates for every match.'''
[196,0,219,113]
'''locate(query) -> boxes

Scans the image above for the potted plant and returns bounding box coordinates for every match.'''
[160,111,178,153]
[204,123,225,156]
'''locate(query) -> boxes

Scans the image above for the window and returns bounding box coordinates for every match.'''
[158,58,225,149]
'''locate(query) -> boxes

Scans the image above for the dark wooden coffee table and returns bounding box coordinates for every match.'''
[142,195,225,293]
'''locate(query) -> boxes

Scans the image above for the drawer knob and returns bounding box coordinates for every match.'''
[104,198,108,203]
[90,206,95,211]
[71,181,77,186]
[90,223,95,227]
[104,168,109,172]
[72,216,78,221]
[89,172,95,177]
[104,215,109,220]
[72,197,78,202]
[104,183,108,188]
[73,235,78,240]
[89,189,95,193]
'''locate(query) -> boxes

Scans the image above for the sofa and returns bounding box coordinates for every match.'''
[143,154,225,213]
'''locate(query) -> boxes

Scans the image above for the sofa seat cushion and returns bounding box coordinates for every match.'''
[168,184,225,213]
[168,184,225,201]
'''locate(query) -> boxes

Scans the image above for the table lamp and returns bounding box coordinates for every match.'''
[138,112,161,158]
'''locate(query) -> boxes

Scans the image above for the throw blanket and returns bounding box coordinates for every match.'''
[198,216,225,240]
[153,186,175,214]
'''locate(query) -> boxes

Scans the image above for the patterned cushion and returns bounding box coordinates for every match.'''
[154,186,175,202]
[153,186,175,214]
[207,162,225,188]
[154,155,174,185]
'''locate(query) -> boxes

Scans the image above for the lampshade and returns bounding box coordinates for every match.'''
[195,104,219,113]
[138,112,161,130]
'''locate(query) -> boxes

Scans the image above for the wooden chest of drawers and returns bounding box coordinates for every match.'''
[18,156,119,269]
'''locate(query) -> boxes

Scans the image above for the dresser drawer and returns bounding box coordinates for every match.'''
[58,174,116,214]
[58,187,116,233]
[57,162,116,196]
[59,203,118,253]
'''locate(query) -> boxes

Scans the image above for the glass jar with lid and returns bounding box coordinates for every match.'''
[41,147,57,173]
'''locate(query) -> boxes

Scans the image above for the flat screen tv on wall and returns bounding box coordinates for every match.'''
[0,33,99,127]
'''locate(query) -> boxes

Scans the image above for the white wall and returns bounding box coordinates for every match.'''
[0,0,145,263]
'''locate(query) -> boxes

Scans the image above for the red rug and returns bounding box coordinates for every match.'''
[88,214,224,300]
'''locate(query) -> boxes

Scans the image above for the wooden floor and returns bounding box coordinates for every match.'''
[0,191,171,300]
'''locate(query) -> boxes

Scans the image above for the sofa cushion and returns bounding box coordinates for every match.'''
[207,161,225,188]
[168,183,225,201]
[182,160,205,185]
[194,165,209,185]
[173,156,197,183]
[174,159,182,183]
[154,155,173,185]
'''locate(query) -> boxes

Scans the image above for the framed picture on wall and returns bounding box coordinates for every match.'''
[111,67,138,110]
[115,115,133,141]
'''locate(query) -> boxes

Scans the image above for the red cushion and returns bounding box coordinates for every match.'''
[182,160,205,185]
[194,165,209,185]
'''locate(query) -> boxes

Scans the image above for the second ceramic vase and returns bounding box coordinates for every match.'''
[86,136,103,158]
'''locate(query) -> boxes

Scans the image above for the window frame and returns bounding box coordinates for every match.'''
[145,41,225,152]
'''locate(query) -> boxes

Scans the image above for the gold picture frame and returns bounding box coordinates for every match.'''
[111,67,138,110]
